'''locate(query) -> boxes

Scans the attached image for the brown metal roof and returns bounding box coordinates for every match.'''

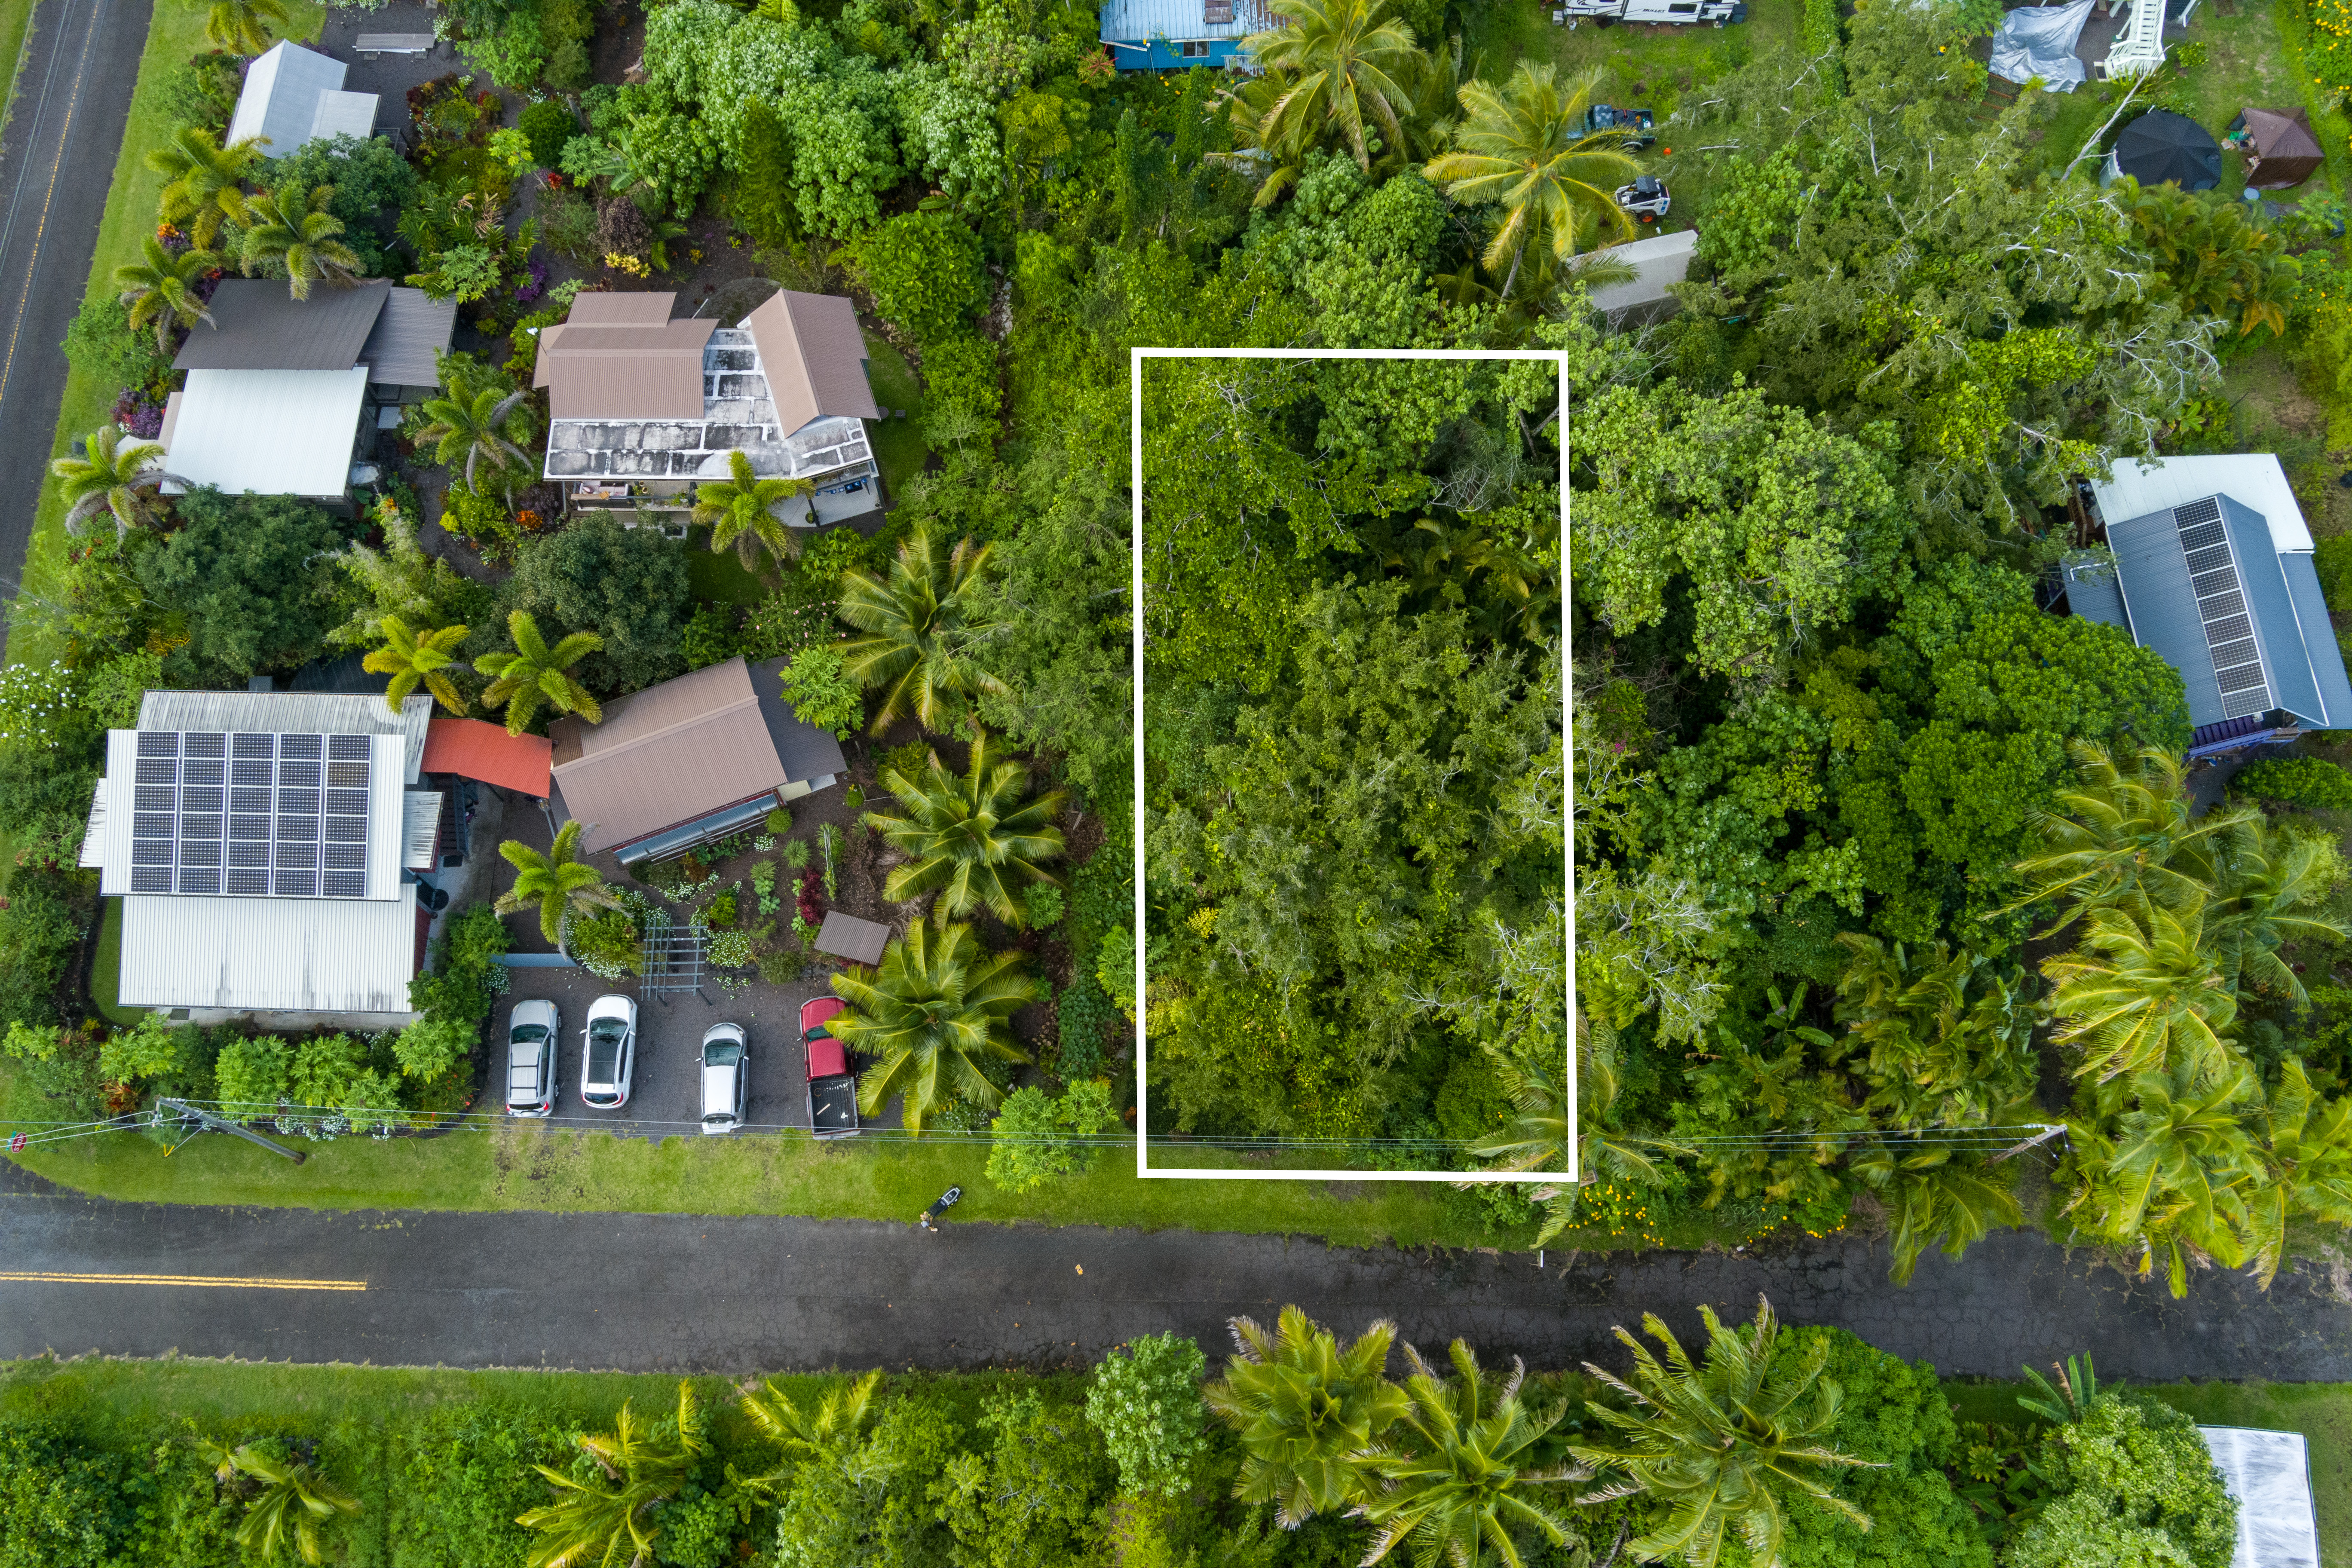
[532,294,717,420]
[547,658,790,851]
[743,290,881,436]
[173,279,390,371]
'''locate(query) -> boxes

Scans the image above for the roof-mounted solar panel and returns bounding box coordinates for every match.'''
[124,732,376,898]
[2172,498,2274,723]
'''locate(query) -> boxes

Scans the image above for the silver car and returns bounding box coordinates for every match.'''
[700,1023,748,1134]
[581,994,638,1109]
[505,1000,559,1117]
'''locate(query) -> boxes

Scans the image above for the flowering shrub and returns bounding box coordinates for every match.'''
[743,577,837,658]
[2309,0,2352,109]
[0,661,77,748]
[708,928,755,968]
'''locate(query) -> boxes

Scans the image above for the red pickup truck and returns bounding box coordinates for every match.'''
[799,997,860,1139]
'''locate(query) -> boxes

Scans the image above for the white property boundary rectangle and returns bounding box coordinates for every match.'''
[1129,346,1574,1183]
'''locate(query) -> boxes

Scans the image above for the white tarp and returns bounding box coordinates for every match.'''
[2197,1427,2319,1568]
[1988,0,2096,91]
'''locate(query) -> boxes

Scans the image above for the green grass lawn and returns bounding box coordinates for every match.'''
[864,331,929,499]
[1948,1380,2352,1561]
[87,897,142,1028]
[0,0,38,134]
[685,530,772,604]
[11,1,327,669]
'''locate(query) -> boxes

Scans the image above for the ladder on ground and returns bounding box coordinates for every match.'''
[640,914,709,1003]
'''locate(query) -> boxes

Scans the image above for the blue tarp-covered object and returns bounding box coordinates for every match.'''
[1989,0,2096,90]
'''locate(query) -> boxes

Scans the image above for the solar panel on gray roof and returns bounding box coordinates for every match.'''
[2172,498,2273,721]
[131,731,372,897]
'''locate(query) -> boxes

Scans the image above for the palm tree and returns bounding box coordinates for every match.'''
[51,423,185,538]
[865,731,1067,928]
[2182,814,2351,1002]
[1844,1145,2022,1285]
[1219,70,1319,208]
[2012,741,2253,932]
[1424,64,1639,296]
[692,449,812,574]
[217,1441,362,1565]
[1570,1297,1874,1568]
[239,179,362,300]
[1466,1034,1681,1246]
[836,525,1008,736]
[2041,898,2239,1088]
[1204,1306,1409,1527]
[361,615,470,716]
[518,1383,707,1568]
[419,365,537,500]
[475,611,603,736]
[496,819,624,945]
[115,236,222,349]
[1352,1340,1581,1568]
[147,125,259,246]
[737,1369,881,1494]
[826,920,1040,1133]
[1242,0,1424,175]
[206,0,288,54]
[2247,1058,2352,1289]
[1829,934,2038,1130]
[2061,1059,2259,1297]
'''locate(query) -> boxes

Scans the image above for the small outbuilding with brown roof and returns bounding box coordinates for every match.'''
[2230,107,2324,190]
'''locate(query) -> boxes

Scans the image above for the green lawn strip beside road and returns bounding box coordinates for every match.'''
[1949,1379,2352,1561]
[13,1,326,669]
[0,0,39,135]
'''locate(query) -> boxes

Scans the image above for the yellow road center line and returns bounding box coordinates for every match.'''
[0,1271,367,1291]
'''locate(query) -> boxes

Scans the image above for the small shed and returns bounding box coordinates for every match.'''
[1099,0,1269,70]
[228,41,376,157]
[2196,1427,2318,1568]
[1578,229,1697,319]
[2230,107,2324,190]
[2108,110,2223,191]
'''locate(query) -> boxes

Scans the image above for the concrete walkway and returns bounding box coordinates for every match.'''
[3,1162,2349,1377]
[0,0,156,655]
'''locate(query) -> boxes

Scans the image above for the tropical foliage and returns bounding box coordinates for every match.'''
[824,920,1041,1132]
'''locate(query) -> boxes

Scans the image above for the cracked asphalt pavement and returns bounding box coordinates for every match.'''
[5,1161,2352,1376]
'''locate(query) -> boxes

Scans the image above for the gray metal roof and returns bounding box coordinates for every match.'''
[2061,552,2132,631]
[543,328,874,485]
[359,287,456,386]
[173,279,390,372]
[118,891,420,1014]
[1099,0,1268,39]
[752,655,849,783]
[227,40,348,156]
[137,689,434,783]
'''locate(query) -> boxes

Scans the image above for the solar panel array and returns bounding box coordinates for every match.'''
[2172,497,2273,721]
[129,732,373,898]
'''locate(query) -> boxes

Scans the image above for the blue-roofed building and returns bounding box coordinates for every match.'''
[2062,454,2352,759]
[1100,0,1268,70]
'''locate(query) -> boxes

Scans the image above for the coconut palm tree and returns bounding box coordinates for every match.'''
[495,819,624,944]
[691,449,812,575]
[737,1370,881,1494]
[418,364,536,499]
[2246,1058,2352,1289]
[836,525,1008,736]
[518,1383,707,1568]
[2180,814,2351,1002]
[2012,741,2254,932]
[865,731,1067,928]
[50,423,185,539]
[147,125,260,245]
[1242,0,1424,175]
[1204,1306,1409,1527]
[1423,64,1639,296]
[1352,1340,1581,1568]
[475,612,603,735]
[1570,1297,1874,1568]
[239,179,362,300]
[206,0,288,55]
[2041,898,2239,1089]
[216,1441,362,1566]
[2061,1058,2259,1297]
[1844,1145,2022,1286]
[826,921,1039,1133]
[1829,934,2039,1130]
[115,236,222,349]
[1216,70,1320,209]
[361,615,470,716]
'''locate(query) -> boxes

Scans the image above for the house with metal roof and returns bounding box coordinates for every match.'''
[2061,454,2352,758]
[547,655,846,866]
[227,41,380,157]
[78,691,446,1023]
[1577,229,1697,321]
[536,289,884,527]
[159,279,456,511]
[1100,0,1268,69]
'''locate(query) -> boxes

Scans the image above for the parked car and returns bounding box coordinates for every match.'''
[504,1000,560,1117]
[701,1023,749,1135]
[581,995,638,1109]
[800,997,860,1139]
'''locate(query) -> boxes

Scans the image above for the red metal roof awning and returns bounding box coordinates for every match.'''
[420,718,553,797]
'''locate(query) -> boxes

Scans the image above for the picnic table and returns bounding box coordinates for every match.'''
[814,912,891,967]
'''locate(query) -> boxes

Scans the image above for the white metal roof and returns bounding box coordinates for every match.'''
[1099,0,1268,40]
[163,367,367,500]
[402,790,442,869]
[2198,1427,2318,1568]
[227,40,349,155]
[1581,229,1698,313]
[2093,454,2312,552]
[309,90,379,143]
[137,691,432,782]
[118,891,418,1014]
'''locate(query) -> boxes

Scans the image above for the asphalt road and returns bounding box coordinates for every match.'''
[5,1161,2352,1377]
[0,0,153,649]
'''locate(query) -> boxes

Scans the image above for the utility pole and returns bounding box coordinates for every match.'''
[155,1099,306,1164]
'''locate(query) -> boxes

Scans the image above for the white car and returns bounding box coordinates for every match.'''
[700,1022,748,1134]
[505,1000,560,1117]
[581,994,638,1109]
